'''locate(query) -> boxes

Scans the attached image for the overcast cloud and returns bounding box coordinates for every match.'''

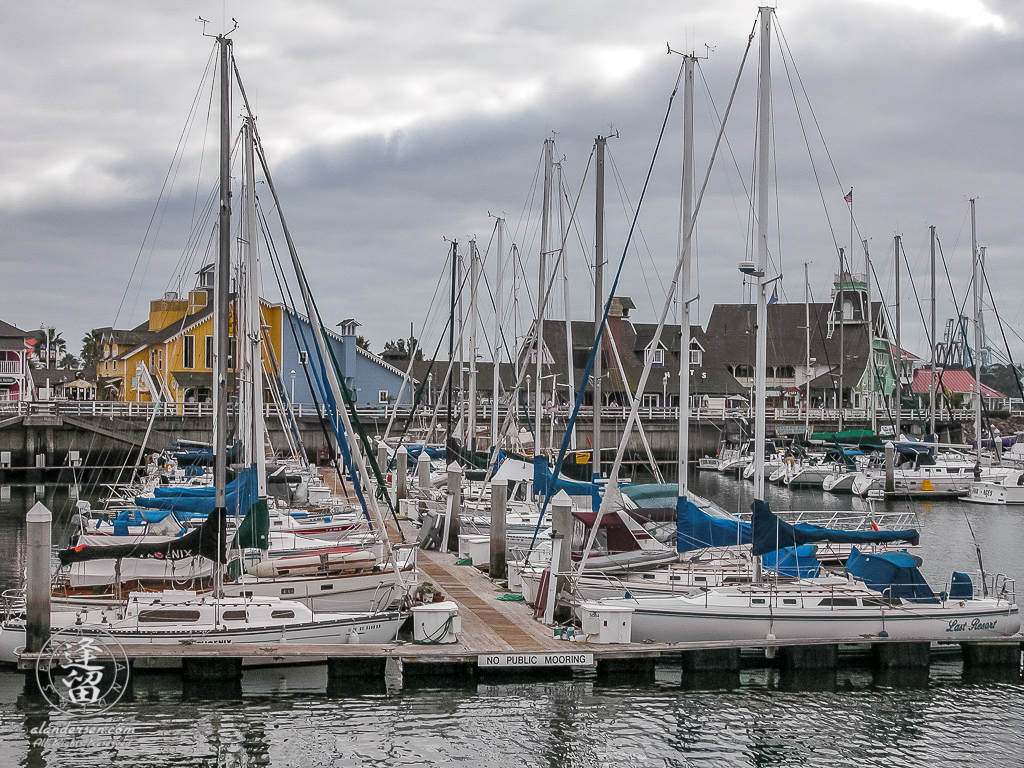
[1,0,1021,366]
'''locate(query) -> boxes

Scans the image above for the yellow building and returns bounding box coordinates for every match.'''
[100,267,284,403]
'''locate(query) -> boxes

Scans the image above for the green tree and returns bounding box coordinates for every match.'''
[382,336,423,360]
[32,330,66,368]
[356,335,371,351]
[80,328,104,367]
[59,352,79,369]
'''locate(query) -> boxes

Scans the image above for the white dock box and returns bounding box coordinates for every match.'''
[507,560,524,592]
[457,534,491,566]
[412,600,461,644]
[580,602,634,644]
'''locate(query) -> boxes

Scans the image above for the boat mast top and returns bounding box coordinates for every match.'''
[929,224,937,438]
[971,199,982,462]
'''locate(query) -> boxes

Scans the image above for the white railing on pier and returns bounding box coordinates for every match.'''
[0,399,1019,425]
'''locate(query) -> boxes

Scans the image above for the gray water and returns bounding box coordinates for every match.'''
[0,479,1021,768]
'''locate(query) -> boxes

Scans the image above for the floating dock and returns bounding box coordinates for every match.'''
[17,540,1024,687]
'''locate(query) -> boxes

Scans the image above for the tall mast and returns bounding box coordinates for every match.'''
[491,219,504,462]
[804,262,810,437]
[929,225,937,438]
[468,238,480,455]
[894,234,902,439]
[213,34,232,519]
[864,239,876,434]
[212,33,232,597]
[593,135,606,481]
[446,240,457,453]
[971,199,982,462]
[536,138,554,454]
[243,117,267,499]
[559,162,577,450]
[677,54,695,496]
[752,5,772,501]
[838,247,845,431]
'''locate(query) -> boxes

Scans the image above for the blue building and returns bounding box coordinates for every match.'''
[277,309,414,408]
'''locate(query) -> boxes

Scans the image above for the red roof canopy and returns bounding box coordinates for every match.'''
[910,369,1005,398]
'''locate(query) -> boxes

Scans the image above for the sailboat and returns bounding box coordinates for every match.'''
[3,32,411,653]
[586,8,1019,643]
[0,512,406,663]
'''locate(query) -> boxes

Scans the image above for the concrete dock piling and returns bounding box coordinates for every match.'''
[25,502,52,655]
[489,479,508,579]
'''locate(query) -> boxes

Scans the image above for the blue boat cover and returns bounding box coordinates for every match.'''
[136,467,258,518]
[533,456,603,509]
[845,546,938,603]
[403,445,447,460]
[751,499,920,556]
[676,496,751,553]
[949,571,974,600]
[762,545,820,579]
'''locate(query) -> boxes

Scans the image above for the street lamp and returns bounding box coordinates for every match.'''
[662,371,670,409]
[290,369,296,405]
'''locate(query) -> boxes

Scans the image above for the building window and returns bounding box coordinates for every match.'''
[842,300,854,321]
[204,335,213,369]
[642,393,659,408]
[378,390,390,404]
[183,335,195,370]
[734,364,753,378]
[646,346,665,367]
[298,350,309,365]
[689,348,702,366]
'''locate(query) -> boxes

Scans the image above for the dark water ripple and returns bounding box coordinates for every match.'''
[0,664,1020,768]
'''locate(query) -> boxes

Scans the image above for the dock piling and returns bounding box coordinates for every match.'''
[396,446,408,501]
[444,463,463,553]
[25,501,52,655]
[872,641,931,669]
[489,479,508,579]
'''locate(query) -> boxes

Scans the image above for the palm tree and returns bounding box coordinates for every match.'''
[32,330,66,368]
[59,352,79,370]
[80,329,104,367]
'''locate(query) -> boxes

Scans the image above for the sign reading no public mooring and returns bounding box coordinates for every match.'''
[478,653,595,668]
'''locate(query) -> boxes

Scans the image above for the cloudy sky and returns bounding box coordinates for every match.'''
[2,0,1022,366]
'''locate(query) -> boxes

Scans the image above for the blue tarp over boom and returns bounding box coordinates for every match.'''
[845,547,938,603]
[533,456,603,509]
[750,499,920,557]
[676,497,751,553]
[136,468,258,518]
[762,545,820,579]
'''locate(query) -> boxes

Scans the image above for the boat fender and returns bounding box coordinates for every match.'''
[346,629,360,644]
[877,631,889,638]
[623,591,632,599]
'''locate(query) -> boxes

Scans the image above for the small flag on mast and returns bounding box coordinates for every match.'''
[844,189,853,203]
[768,286,779,305]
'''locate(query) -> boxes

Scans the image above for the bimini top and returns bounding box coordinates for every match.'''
[845,546,938,603]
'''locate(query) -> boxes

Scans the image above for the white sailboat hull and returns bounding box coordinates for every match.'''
[597,586,1020,644]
